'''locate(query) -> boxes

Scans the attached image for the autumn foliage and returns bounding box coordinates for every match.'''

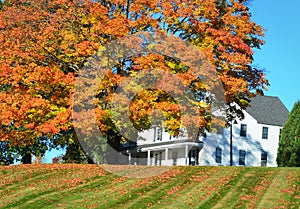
[0,0,268,161]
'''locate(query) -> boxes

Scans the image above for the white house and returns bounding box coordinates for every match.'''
[121,95,289,167]
[199,95,289,167]
[128,128,203,166]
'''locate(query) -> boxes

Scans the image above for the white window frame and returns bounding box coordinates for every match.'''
[215,147,222,163]
[261,152,267,166]
[262,126,268,139]
[239,150,246,166]
[240,124,247,137]
[154,126,162,141]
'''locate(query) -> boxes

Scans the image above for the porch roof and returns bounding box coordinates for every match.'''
[137,139,203,152]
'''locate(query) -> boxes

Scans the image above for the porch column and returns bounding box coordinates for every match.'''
[165,148,168,160]
[185,145,189,165]
[128,152,131,165]
[147,150,151,166]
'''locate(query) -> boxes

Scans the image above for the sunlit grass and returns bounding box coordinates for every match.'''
[0,164,299,208]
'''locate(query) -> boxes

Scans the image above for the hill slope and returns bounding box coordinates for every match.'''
[0,164,299,208]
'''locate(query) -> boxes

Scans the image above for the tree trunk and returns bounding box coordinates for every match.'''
[106,132,122,164]
[21,153,32,164]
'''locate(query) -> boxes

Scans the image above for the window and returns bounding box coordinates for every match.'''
[279,128,282,139]
[239,150,246,165]
[262,127,268,139]
[215,147,222,163]
[261,152,267,167]
[155,126,162,141]
[240,124,247,137]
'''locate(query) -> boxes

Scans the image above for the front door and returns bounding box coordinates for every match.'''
[189,149,199,165]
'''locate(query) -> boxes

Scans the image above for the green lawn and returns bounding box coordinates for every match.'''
[0,164,299,208]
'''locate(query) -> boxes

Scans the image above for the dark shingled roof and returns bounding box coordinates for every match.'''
[246,95,289,127]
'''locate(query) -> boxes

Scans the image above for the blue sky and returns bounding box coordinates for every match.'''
[250,0,300,111]
[43,1,299,163]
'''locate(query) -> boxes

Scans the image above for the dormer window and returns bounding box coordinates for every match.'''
[156,126,162,141]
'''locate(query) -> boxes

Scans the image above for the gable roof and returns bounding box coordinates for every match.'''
[246,95,289,127]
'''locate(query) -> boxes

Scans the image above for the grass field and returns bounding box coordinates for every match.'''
[0,164,299,209]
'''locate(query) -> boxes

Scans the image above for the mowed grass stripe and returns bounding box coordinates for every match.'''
[257,168,300,209]
[143,166,225,209]
[115,167,207,209]
[97,167,191,209]
[0,169,78,207]
[1,164,105,188]
[1,164,109,208]
[1,164,300,209]
[2,175,107,208]
[164,166,248,209]
[53,175,145,209]
[0,166,58,188]
[210,167,277,209]
[15,175,126,209]
[195,167,248,209]
[230,168,277,209]
[2,173,127,209]
[0,168,74,194]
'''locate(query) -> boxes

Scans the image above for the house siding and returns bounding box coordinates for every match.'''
[199,111,281,167]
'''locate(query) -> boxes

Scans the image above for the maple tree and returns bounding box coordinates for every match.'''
[0,0,268,163]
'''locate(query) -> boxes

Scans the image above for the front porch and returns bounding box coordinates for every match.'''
[120,139,203,166]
